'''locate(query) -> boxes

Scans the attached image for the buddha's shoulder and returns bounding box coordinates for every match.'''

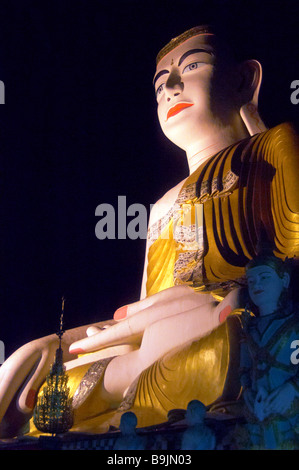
[149,178,187,227]
[255,122,299,146]
[148,123,299,227]
[230,122,299,168]
[247,122,299,169]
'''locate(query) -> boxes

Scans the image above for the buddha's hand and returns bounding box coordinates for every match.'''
[0,336,68,438]
[69,285,243,355]
[69,285,213,354]
[263,382,298,416]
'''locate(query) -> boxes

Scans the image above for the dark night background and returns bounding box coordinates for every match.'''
[0,0,298,358]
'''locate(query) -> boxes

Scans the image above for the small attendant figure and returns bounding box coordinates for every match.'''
[113,411,146,450]
[181,400,216,450]
[240,254,299,449]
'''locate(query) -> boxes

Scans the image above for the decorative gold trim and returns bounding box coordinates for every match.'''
[72,357,114,409]
[116,377,139,413]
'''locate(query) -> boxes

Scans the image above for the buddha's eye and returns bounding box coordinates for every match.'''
[156,82,165,99]
[182,62,204,74]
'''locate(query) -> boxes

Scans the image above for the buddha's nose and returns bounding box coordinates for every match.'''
[165,71,184,101]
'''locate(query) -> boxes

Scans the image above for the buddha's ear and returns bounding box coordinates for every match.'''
[237,59,262,106]
[238,60,267,136]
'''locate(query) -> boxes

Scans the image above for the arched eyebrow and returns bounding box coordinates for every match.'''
[153,48,214,87]
[178,48,214,66]
[153,69,168,88]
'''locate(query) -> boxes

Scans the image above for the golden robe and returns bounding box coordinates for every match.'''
[29,123,299,434]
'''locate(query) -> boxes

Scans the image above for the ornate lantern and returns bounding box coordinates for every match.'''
[33,297,73,435]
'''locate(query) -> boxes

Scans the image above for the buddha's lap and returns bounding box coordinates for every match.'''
[28,315,242,434]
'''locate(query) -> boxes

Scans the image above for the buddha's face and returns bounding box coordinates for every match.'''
[246,265,288,312]
[153,34,240,150]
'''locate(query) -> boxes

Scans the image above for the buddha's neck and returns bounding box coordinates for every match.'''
[187,142,225,174]
[186,124,250,175]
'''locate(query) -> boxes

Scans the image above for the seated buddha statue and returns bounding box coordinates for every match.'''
[1,25,299,438]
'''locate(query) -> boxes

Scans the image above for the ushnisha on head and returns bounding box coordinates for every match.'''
[245,255,291,316]
[153,25,266,158]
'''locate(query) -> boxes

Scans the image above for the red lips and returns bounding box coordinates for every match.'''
[167,102,194,120]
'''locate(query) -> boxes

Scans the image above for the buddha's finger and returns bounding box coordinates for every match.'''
[71,295,216,354]
[69,318,136,354]
[86,326,103,336]
[113,285,195,320]
[114,285,213,320]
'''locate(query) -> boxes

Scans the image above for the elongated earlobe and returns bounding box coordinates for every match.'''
[239,59,267,135]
